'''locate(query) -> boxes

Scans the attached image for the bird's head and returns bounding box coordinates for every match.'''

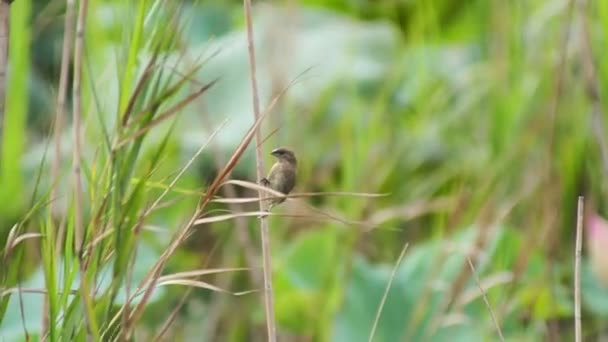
[271,147,297,165]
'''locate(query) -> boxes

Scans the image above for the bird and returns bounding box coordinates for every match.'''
[260,147,297,210]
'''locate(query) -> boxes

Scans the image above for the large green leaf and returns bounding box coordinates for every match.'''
[332,226,529,341]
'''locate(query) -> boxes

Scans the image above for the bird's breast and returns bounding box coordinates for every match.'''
[268,162,296,194]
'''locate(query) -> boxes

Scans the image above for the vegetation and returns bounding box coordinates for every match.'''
[1,0,608,340]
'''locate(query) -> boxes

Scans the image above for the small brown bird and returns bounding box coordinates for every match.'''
[261,147,297,210]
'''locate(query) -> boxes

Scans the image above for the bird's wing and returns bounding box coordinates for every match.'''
[266,163,282,184]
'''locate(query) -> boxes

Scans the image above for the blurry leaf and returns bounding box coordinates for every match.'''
[516,251,572,321]
[281,230,335,290]
[274,230,338,332]
[530,287,559,319]
[333,230,471,341]
[275,290,318,333]
[0,0,32,219]
[582,261,608,316]
[333,255,410,342]
[183,4,234,44]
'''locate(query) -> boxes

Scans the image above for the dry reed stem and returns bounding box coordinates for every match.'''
[368,242,409,342]
[242,1,277,341]
[205,126,261,286]
[574,196,583,342]
[466,257,504,341]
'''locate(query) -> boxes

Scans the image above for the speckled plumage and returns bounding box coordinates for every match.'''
[261,148,297,209]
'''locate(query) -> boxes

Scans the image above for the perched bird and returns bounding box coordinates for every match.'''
[260,147,297,210]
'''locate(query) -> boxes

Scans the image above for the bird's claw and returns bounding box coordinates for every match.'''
[258,210,270,219]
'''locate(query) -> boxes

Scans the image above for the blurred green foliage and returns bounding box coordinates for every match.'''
[1,0,608,341]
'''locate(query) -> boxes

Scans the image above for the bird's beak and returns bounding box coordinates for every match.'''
[270,148,280,157]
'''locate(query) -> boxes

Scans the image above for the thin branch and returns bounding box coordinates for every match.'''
[243,1,277,341]
[466,257,504,342]
[368,242,409,342]
[574,196,584,342]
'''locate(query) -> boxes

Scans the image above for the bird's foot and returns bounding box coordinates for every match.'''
[258,210,270,219]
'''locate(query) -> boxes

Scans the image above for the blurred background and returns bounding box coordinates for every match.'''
[1,0,608,341]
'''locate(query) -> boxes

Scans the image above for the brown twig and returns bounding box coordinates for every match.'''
[243,1,277,341]
[574,196,584,342]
